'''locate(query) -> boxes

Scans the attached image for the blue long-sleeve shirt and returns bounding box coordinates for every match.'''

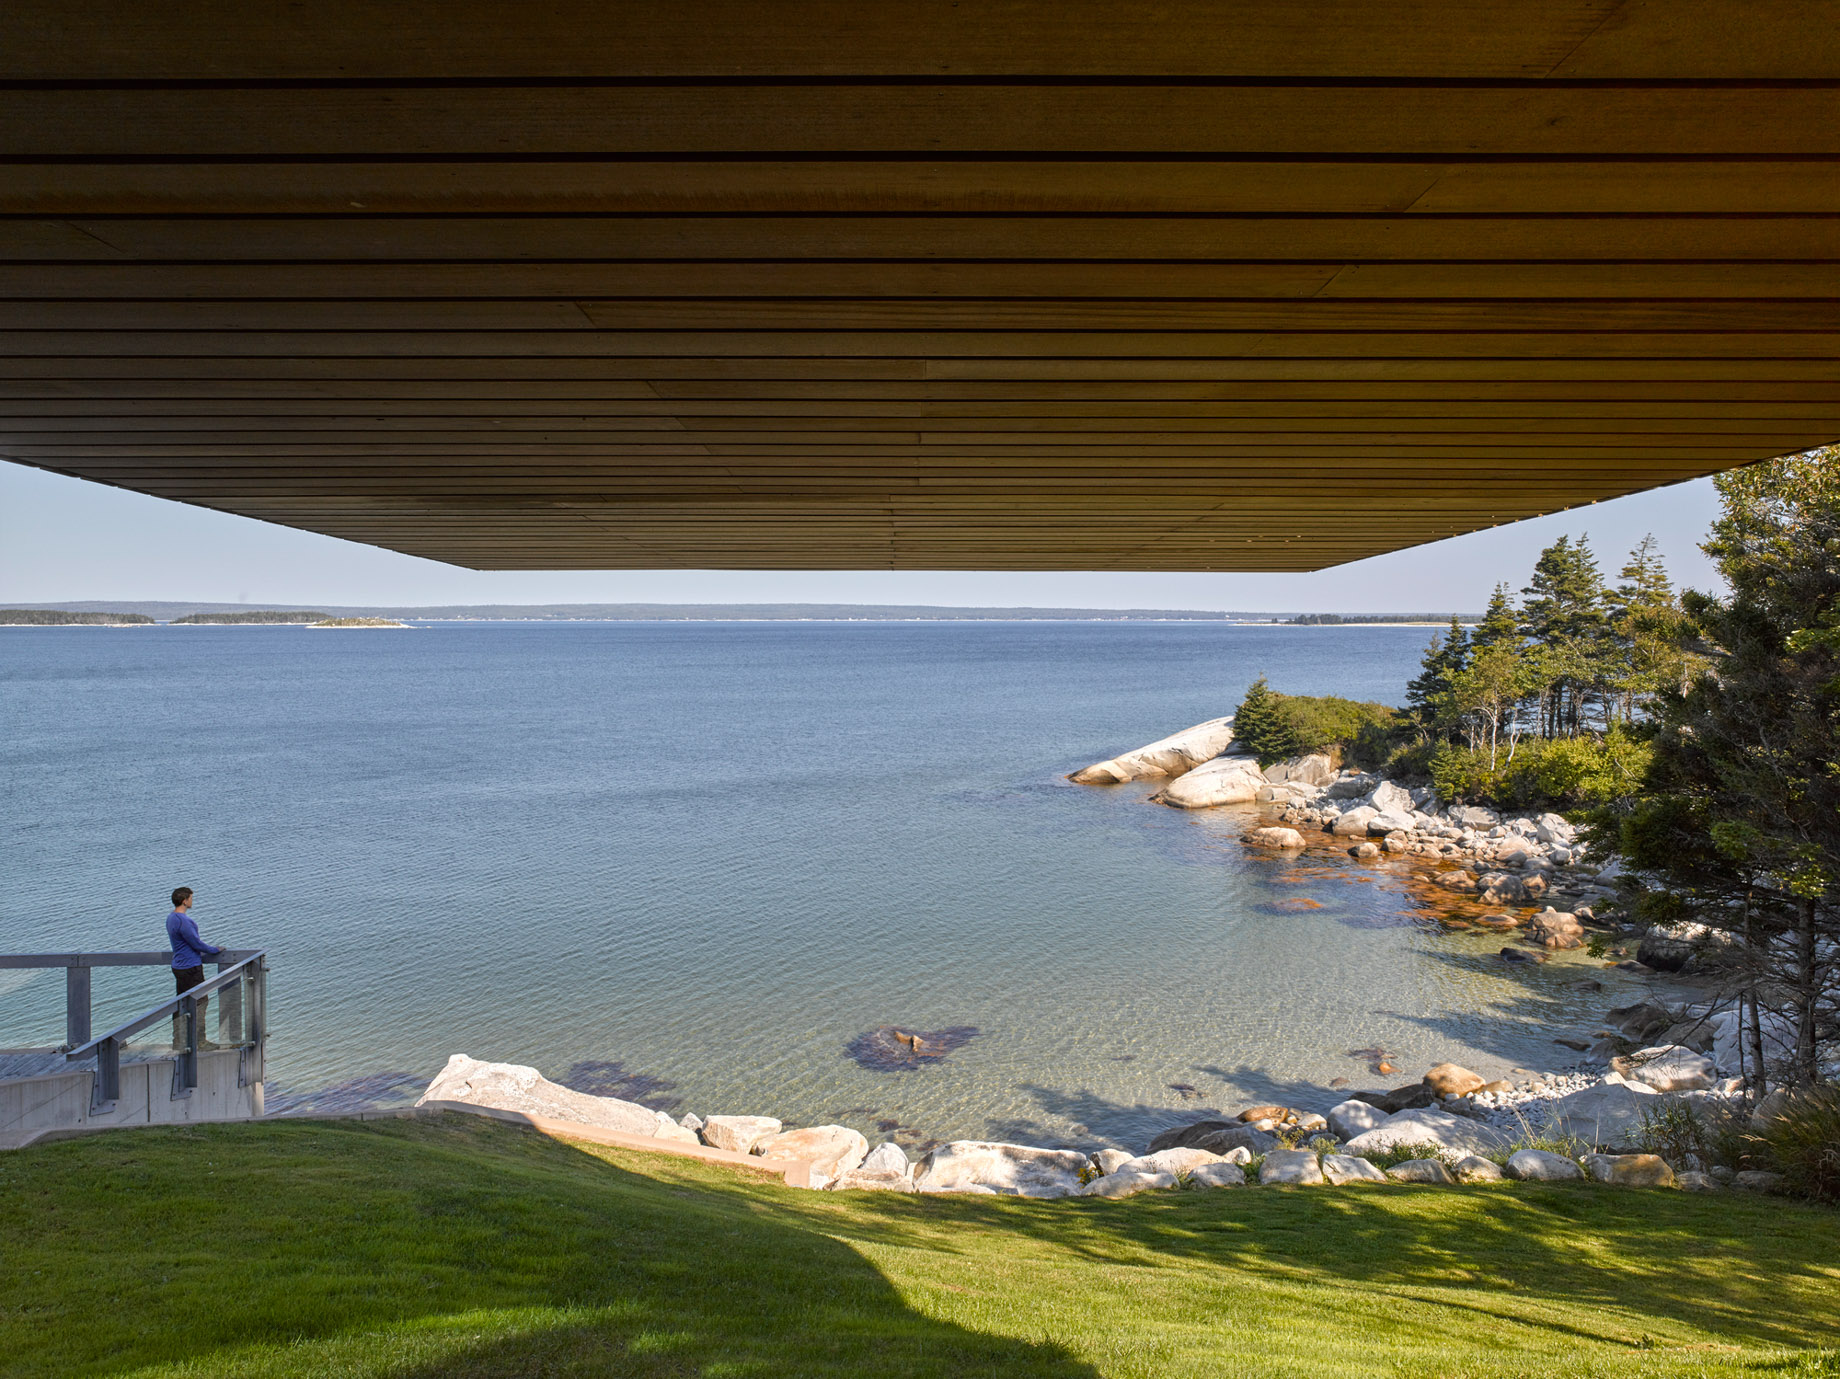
[166,909,221,970]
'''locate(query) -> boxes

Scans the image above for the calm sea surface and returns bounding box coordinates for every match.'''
[1,622,1626,1149]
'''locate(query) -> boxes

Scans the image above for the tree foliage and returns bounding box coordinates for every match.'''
[1613,447,1840,1087]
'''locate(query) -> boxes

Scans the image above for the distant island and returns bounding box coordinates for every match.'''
[0,609,154,626]
[1287,613,1478,626]
[308,617,409,629]
[171,611,331,625]
[10,601,1473,624]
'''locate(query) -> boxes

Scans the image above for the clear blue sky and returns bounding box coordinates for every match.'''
[0,458,1725,611]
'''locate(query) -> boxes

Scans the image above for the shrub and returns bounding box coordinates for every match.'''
[1232,680,1406,768]
[1428,730,1654,811]
[1752,1085,1840,1204]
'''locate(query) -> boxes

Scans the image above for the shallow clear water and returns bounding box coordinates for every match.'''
[1,621,1628,1149]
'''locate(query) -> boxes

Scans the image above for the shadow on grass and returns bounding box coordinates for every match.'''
[0,1116,1099,1379]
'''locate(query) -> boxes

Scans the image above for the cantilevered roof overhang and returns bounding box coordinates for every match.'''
[2,1,1838,570]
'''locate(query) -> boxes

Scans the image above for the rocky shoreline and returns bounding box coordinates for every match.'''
[415,1049,1770,1199]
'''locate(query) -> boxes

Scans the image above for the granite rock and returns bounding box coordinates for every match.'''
[914,1141,1090,1198]
[1070,717,1236,785]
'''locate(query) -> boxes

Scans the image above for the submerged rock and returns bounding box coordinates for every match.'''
[1069,716,1236,784]
[845,1024,980,1072]
[418,1054,664,1136]
[1153,755,1268,808]
[1246,826,1307,849]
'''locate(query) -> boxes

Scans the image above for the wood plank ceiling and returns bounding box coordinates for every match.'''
[2,1,1838,570]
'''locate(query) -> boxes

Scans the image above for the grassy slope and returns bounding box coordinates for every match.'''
[1,1116,1836,1379]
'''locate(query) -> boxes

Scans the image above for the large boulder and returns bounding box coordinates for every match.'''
[1330,805,1380,837]
[1321,1153,1387,1185]
[831,1141,916,1192]
[1450,1154,1505,1183]
[1246,826,1307,849]
[1710,1008,1800,1077]
[1505,1149,1583,1181]
[1581,1153,1676,1187]
[1526,909,1585,950]
[1342,1108,1511,1158]
[417,1055,664,1136]
[1448,805,1498,829]
[1368,780,1415,815]
[1264,753,1336,787]
[1260,1148,1324,1185]
[1614,1045,1715,1093]
[913,1141,1090,1198]
[701,1114,782,1154]
[1147,1119,1279,1157]
[1386,1158,1456,1185]
[1190,1161,1247,1188]
[1366,810,1416,835]
[1542,1083,1673,1149]
[1069,716,1236,785]
[1080,1169,1175,1198]
[759,1126,870,1189]
[1152,756,1268,809]
[1325,772,1378,800]
[1534,813,1575,845]
[1422,1063,1487,1099]
[1120,1147,1224,1177]
[1327,1099,1389,1140]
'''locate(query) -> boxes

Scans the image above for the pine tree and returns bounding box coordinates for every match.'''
[1521,534,1612,737]
[1406,615,1469,737]
[1469,584,1520,650]
[1608,534,1696,722]
[1617,448,1840,1087]
[1231,675,1296,764]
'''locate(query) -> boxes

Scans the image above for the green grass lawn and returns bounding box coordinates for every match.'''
[2,1115,1837,1379]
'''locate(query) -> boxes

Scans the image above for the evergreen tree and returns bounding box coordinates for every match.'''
[1617,447,1840,1087]
[1469,584,1520,650]
[1231,675,1297,764]
[1521,534,1612,737]
[1608,534,1696,722]
[1405,615,1469,734]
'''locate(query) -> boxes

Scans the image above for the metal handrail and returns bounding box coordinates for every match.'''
[63,953,266,1061]
[42,950,269,1114]
[0,950,261,969]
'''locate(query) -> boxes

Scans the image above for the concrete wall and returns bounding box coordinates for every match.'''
[0,1049,260,1148]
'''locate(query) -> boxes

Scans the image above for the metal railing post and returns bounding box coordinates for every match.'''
[216,956,242,1044]
[172,996,197,1099]
[92,1036,119,1114]
[65,962,91,1048]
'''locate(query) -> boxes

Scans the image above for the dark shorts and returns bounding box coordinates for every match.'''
[174,966,205,995]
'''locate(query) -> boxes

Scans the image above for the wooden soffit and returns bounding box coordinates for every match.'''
[2,2,1838,570]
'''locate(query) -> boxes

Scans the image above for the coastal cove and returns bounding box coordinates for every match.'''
[2,621,1648,1151]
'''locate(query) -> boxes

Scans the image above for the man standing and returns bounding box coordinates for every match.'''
[166,887,222,1048]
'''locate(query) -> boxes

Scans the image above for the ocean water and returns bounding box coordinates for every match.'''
[0,621,1630,1150]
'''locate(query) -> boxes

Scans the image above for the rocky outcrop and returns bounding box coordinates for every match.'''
[913,1141,1091,1198]
[417,1054,666,1137]
[759,1126,869,1189]
[1152,755,1268,808]
[1070,717,1236,784]
[1263,753,1336,787]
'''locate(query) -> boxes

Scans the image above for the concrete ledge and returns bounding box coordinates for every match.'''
[4,1095,817,1187]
